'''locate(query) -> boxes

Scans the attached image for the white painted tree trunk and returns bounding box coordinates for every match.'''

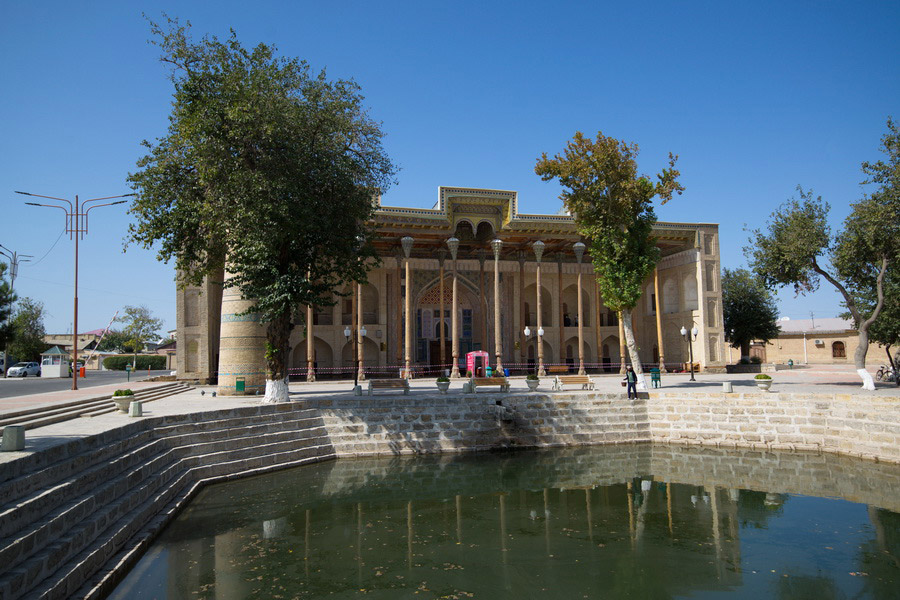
[857,369,875,391]
[621,309,648,391]
[262,378,290,403]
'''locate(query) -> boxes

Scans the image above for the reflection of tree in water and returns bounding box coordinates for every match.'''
[776,573,842,600]
[857,507,900,600]
[737,490,789,529]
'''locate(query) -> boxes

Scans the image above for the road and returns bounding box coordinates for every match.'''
[0,370,170,399]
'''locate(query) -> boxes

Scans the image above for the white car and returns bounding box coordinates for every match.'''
[7,362,41,377]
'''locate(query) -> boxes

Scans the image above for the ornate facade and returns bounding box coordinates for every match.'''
[175,187,726,393]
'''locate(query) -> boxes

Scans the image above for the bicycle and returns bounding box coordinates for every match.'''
[875,365,897,382]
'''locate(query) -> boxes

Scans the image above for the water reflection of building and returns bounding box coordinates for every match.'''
[175,187,727,391]
[119,446,900,598]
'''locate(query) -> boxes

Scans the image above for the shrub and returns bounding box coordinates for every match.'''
[102,355,167,371]
[749,356,762,364]
[436,376,449,383]
[754,374,772,380]
[526,373,539,381]
[738,358,751,365]
[113,389,134,396]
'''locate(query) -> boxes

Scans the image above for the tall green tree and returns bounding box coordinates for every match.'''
[127,18,395,402]
[117,306,163,368]
[721,268,780,360]
[0,262,16,353]
[747,120,898,389]
[95,329,134,353]
[8,297,46,362]
[535,131,683,382]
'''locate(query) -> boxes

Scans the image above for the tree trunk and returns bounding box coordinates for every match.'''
[262,309,292,403]
[740,341,751,362]
[854,326,875,391]
[621,308,647,390]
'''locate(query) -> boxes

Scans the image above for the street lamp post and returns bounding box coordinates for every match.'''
[680,325,699,382]
[523,325,544,377]
[17,190,132,390]
[0,245,32,377]
[344,324,368,391]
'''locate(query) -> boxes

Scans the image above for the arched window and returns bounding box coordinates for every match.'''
[832,341,846,358]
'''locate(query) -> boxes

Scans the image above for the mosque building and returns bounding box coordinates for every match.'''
[175,187,725,393]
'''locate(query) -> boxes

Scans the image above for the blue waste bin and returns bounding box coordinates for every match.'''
[504,368,510,377]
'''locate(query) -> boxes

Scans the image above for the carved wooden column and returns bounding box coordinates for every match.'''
[654,267,666,372]
[401,236,414,378]
[357,283,365,381]
[491,238,503,372]
[447,237,460,378]
[574,242,586,374]
[557,254,564,370]
[395,247,403,369]
[517,251,526,368]
[534,240,546,377]
[438,249,447,371]
[477,248,487,353]
[306,303,315,382]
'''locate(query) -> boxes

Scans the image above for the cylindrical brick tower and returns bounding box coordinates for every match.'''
[217,269,267,395]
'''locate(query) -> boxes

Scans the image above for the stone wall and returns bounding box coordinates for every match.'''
[305,389,900,465]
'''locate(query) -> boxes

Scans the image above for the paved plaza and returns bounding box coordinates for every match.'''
[1,364,897,464]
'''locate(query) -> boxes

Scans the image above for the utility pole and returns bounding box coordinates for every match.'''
[0,244,32,377]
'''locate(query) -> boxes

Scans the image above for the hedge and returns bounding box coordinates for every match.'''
[103,355,167,371]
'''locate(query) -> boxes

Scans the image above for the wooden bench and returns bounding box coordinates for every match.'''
[547,365,570,375]
[367,378,410,395]
[553,375,595,391]
[470,377,510,392]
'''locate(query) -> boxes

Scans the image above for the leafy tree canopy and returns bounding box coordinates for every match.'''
[721,268,780,359]
[116,305,163,366]
[96,329,134,353]
[8,297,47,362]
[535,131,683,313]
[127,17,396,400]
[0,262,17,350]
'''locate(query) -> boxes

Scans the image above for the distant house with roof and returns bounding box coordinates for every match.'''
[757,317,879,365]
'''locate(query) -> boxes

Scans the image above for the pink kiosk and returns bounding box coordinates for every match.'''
[465,350,491,378]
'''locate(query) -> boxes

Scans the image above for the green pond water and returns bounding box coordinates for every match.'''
[108,445,900,599]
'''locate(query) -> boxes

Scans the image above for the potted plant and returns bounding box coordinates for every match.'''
[112,389,136,413]
[526,373,540,392]
[754,374,772,392]
[435,376,451,394]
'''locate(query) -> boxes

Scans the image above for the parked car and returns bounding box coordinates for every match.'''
[7,362,41,377]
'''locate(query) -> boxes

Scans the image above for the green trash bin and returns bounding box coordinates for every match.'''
[235,377,246,394]
[650,368,661,388]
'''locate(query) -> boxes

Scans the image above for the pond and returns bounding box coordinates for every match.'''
[108,445,900,599]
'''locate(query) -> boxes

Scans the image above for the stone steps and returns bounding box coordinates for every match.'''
[0,384,191,433]
[0,403,333,600]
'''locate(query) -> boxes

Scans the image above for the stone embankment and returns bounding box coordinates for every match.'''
[0,389,897,599]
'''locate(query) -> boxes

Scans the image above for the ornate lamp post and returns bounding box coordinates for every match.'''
[680,325,699,382]
[533,240,546,377]
[446,237,460,378]
[401,236,414,378]
[344,323,368,390]
[491,238,503,374]
[573,241,586,375]
[523,325,545,376]
[18,190,131,390]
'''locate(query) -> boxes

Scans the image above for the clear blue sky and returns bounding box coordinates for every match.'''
[1,1,897,336]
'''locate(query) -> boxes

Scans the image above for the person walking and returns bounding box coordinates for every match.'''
[625,365,638,399]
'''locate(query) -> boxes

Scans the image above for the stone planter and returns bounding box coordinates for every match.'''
[526,379,540,392]
[755,380,772,392]
[113,395,135,413]
[436,381,451,394]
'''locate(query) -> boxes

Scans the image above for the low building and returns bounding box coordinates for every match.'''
[760,318,880,365]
